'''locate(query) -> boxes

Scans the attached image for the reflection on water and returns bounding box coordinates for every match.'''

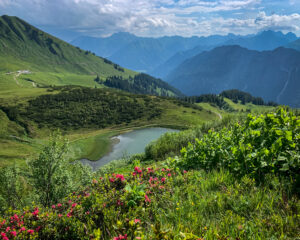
[80,127,178,170]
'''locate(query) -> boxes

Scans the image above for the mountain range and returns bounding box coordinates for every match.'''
[71,30,298,78]
[166,45,300,107]
[71,33,241,73]
[0,15,180,97]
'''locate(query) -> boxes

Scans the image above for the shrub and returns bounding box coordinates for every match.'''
[179,108,300,191]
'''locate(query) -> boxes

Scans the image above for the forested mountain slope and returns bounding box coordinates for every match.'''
[167,45,300,107]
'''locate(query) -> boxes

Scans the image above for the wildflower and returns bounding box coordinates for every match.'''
[20,227,26,231]
[58,214,62,218]
[27,229,34,234]
[10,231,17,237]
[116,174,125,181]
[92,179,98,184]
[134,219,141,224]
[1,232,8,240]
[51,205,56,209]
[85,211,90,215]
[67,212,72,218]
[109,177,115,183]
[161,168,165,172]
[183,170,187,174]
[32,208,39,216]
[145,194,151,203]
[159,185,165,189]
[136,237,142,240]
[71,203,77,208]
[167,173,171,177]
[57,203,62,207]
[161,177,166,183]
[5,227,10,232]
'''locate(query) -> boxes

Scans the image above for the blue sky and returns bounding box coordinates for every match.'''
[0,0,299,38]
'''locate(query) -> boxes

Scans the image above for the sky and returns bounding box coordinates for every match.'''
[0,0,300,38]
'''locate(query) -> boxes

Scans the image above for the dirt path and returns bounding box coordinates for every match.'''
[212,111,222,120]
[13,72,22,86]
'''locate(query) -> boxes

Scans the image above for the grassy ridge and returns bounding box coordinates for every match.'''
[0,86,218,166]
[0,15,181,97]
[0,108,299,239]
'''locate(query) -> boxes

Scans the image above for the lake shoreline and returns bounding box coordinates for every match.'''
[78,124,184,162]
[80,127,179,170]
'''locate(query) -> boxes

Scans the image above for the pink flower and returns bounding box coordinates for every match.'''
[159,185,165,189]
[161,177,166,183]
[183,170,188,174]
[51,205,56,209]
[136,237,142,239]
[20,227,26,231]
[67,212,72,218]
[161,168,165,172]
[109,177,115,183]
[58,214,62,218]
[27,229,34,235]
[145,194,151,203]
[116,174,125,181]
[57,203,62,207]
[134,166,142,174]
[167,173,171,177]
[5,227,10,232]
[10,231,17,236]
[1,233,8,240]
[32,208,39,216]
[134,219,141,224]
[72,203,77,208]
[92,179,98,184]
[85,211,90,215]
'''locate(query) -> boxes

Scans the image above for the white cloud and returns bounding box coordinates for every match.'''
[0,0,299,37]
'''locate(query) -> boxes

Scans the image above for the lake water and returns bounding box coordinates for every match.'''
[80,127,178,170]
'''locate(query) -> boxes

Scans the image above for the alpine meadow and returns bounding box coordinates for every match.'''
[0,1,299,240]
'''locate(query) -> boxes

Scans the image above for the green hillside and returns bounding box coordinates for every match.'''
[0,86,217,167]
[0,108,298,239]
[0,15,180,97]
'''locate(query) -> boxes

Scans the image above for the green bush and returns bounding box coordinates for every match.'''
[179,108,300,191]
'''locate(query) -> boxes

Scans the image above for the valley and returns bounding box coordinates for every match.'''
[0,12,299,240]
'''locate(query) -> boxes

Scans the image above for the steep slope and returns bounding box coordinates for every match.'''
[223,30,297,51]
[167,45,300,107]
[0,15,133,77]
[0,16,181,97]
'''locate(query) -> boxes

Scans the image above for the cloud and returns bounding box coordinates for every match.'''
[0,0,299,37]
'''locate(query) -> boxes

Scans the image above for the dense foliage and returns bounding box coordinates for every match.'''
[179,108,300,190]
[98,73,182,97]
[220,89,278,106]
[0,109,299,239]
[0,165,299,239]
[145,115,238,161]
[182,94,232,110]
[1,87,163,130]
